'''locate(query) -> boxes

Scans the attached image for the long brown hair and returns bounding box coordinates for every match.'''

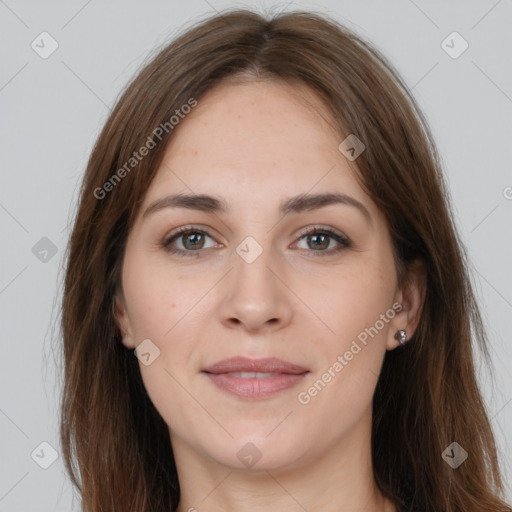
[58,8,511,512]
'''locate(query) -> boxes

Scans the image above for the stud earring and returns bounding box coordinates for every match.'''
[395,329,407,345]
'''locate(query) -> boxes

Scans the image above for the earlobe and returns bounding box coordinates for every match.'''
[387,259,426,349]
[113,295,136,349]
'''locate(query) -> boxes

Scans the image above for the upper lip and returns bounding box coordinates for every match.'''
[202,357,309,375]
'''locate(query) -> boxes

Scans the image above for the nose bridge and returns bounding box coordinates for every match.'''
[234,236,275,293]
[218,233,293,331]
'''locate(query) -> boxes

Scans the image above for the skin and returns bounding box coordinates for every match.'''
[115,79,425,512]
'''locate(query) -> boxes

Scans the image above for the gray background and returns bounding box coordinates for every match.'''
[0,0,511,510]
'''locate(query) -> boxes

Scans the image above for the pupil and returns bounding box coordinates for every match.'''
[184,232,203,249]
[309,234,328,250]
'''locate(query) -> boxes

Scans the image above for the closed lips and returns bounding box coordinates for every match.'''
[202,356,309,375]
[202,357,309,399]
[230,372,285,378]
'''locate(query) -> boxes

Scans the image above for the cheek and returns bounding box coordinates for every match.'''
[310,261,395,343]
[298,253,396,413]
[121,251,211,400]
[121,255,202,426]
[122,249,192,340]
[298,265,394,424]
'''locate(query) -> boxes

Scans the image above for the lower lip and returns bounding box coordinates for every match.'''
[204,372,308,399]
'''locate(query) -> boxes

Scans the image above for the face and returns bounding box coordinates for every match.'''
[115,79,422,473]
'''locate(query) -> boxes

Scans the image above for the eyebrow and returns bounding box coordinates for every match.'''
[142,192,372,224]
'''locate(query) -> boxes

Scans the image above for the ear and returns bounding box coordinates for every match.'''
[113,292,136,349]
[387,258,426,350]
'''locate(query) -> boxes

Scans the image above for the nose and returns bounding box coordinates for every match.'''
[217,243,294,333]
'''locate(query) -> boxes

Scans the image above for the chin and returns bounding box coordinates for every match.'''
[204,433,309,473]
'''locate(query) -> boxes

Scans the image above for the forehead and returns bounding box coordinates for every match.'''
[142,79,370,213]
[169,78,341,157]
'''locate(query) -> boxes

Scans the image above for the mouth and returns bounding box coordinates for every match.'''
[202,357,309,399]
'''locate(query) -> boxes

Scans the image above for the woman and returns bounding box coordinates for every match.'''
[59,8,511,512]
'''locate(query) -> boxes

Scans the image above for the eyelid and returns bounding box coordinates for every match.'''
[294,224,349,242]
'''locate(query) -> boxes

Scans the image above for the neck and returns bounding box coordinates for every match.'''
[173,407,397,512]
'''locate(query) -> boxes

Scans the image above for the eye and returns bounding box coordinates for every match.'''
[293,226,351,256]
[161,225,351,257]
[162,226,220,256]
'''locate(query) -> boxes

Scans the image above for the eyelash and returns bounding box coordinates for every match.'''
[161,225,351,258]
